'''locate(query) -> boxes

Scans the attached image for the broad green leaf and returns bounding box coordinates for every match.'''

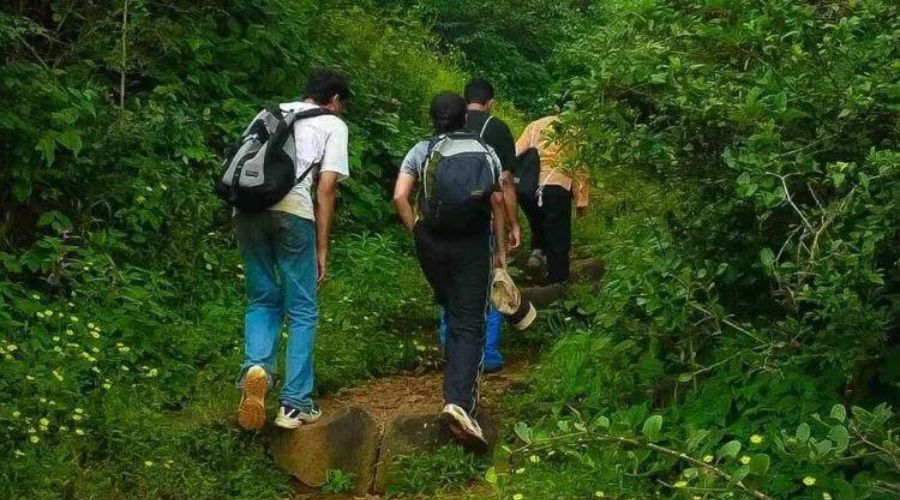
[718,440,741,459]
[56,129,83,155]
[594,416,610,429]
[831,404,847,423]
[514,422,532,444]
[829,425,850,453]
[642,415,663,442]
[749,454,770,476]
[760,248,775,268]
[834,478,856,499]
[796,423,811,443]
[36,135,56,165]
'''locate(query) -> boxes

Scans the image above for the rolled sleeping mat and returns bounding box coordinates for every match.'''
[490,267,537,331]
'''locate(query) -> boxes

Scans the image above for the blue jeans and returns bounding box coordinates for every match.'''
[439,307,504,369]
[235,211,317,410]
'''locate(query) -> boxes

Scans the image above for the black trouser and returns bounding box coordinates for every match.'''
[520,185,573,284]
[414,223,491,416]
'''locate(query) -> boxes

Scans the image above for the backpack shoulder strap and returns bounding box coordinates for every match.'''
[286,107,333,126]
[479,115,493,138]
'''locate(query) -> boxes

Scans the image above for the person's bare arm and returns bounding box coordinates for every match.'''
[316,171,340,284]
[393,172,417,232]
[490,191,507,269]
[500,171,520,250]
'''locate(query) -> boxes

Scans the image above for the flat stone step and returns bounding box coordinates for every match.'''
[373,412,498,494]
[268,407,378,494]
[268,406,498,494]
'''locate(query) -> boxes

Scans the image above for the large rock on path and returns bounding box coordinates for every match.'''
[372,412,498,494]
[268,407,378,494]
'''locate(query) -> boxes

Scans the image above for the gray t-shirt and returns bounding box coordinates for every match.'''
[399,139,502,179]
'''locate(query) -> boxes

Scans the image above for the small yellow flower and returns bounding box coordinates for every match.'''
[59,426,69,432]
[14,449,25,457]
[515,468,525,474]
[144,461,154,467]
[512,495,524,500]
[102,383,112,390]
[66,329,74,336]
[72,415,83,421]
[673,481,688,489]
[702,455,714,463]
[37,312,46,319]
[75,428,85,435]
[70,316,79,323]
[7,344,17,352]
[803,476,817,486]
[29,436,40,444]
[32,294,41,300]
[12,411,21,418]
[43,309,53,316]
[529,455,540,463]
[39,418,50,426]
[750,434,764,444]
[740,455,751,465]
[88,323,95,329]
[595,493,605,498]
[822,493,832,500]
[74,408,84,414]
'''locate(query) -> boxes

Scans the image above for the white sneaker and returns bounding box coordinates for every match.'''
[274,402,322,429]
[441,403,487,450]
[237,365,268,431]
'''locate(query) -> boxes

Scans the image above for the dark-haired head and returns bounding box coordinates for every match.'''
[304,69,350,115]
[430,92,467,134]
[464,77,495,106]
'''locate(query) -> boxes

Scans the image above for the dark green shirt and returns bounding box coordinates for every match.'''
[464,110,517,172]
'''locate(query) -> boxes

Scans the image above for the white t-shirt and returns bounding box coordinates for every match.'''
[268,101,350,220]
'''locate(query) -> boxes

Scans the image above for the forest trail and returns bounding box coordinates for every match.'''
[281,256,604,498]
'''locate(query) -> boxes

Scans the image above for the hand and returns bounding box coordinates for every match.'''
[494,251,507,269]
[507,224,521,251]
[576,206,588,219]
[317,251,328,285]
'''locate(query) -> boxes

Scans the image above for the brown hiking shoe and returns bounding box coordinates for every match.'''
[237,365,268,430]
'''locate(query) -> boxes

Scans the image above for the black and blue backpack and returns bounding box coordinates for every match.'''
[417,133,500,233]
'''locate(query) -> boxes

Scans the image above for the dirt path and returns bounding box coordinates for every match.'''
[291,357,532,500]
[323,356,532,437]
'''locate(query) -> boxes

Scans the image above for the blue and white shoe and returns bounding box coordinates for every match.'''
[274,402,322,429]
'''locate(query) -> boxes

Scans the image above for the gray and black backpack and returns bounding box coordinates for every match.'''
[217,106,331,212]
[417,132,500,232]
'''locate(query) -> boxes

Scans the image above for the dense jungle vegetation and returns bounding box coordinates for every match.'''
[1,0,898,498]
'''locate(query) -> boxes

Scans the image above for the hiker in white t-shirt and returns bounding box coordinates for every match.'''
[234,70,350,430]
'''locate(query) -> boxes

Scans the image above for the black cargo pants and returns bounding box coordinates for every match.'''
[413,223,491,416]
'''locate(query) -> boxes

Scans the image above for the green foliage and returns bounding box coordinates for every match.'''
[386,444,489,497]
[382,0,583,114]
[322,469,356,494]
[483,0,900,498]
[0,1,469,497]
